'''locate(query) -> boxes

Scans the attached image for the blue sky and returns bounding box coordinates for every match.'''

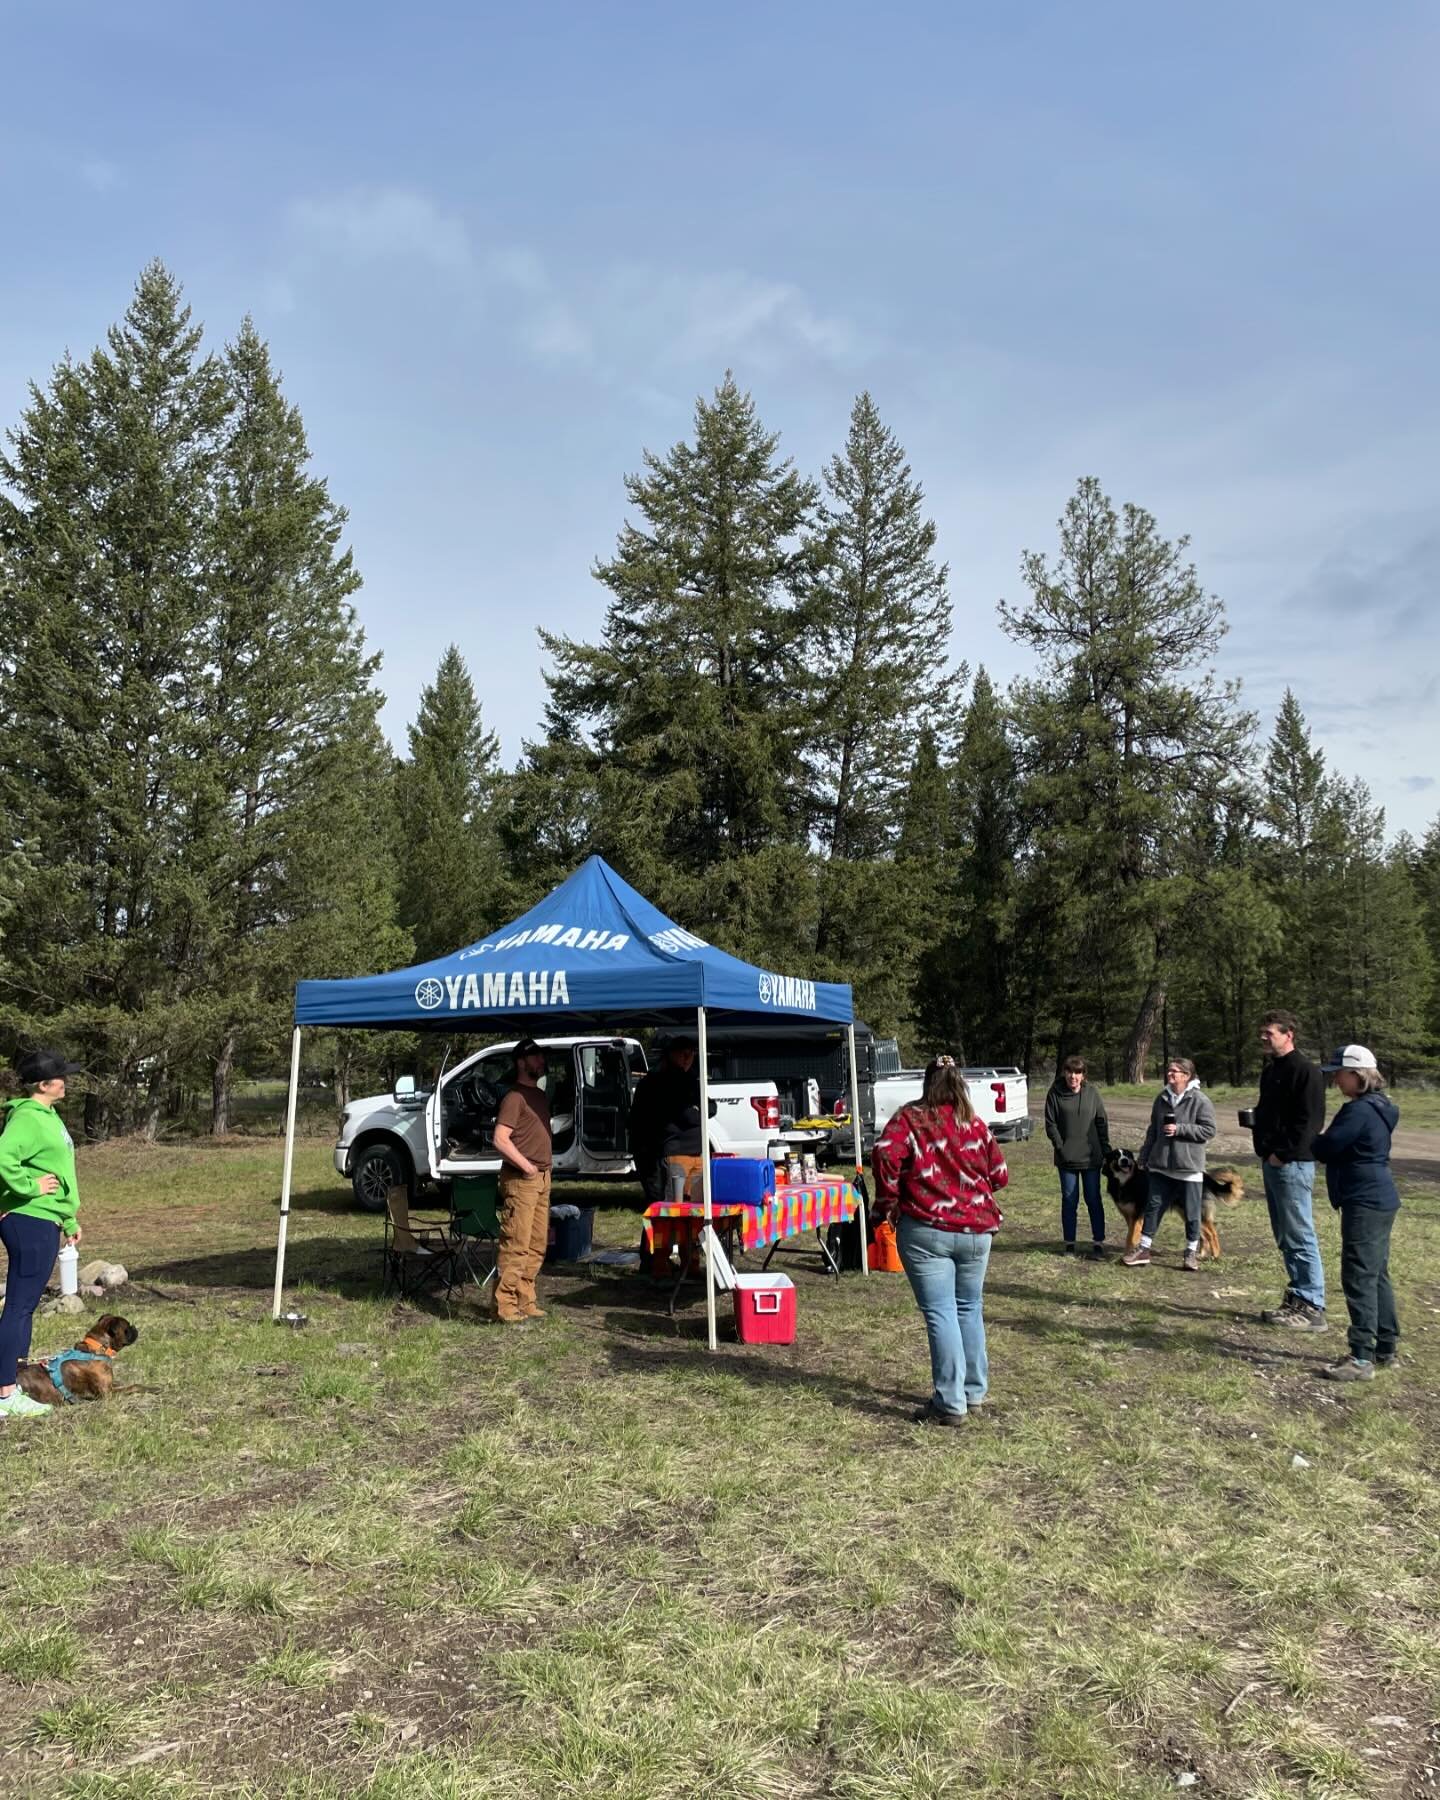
[5,0,1437,833]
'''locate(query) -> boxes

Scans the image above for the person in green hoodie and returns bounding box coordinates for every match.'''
[1044,1055,1111,1257]
[0,1049,84,1420]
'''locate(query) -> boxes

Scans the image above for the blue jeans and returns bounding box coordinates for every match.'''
[0,1212,62,1387]
[897,1216,992,1415]
[1262,1160,1325,1309]
[1059,1168,1105,1244]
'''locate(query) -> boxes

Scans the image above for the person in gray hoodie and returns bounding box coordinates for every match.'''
[1044,1055,1111,1257]
[1122,1057,1217,1272]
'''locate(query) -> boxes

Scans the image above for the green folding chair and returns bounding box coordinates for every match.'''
[451,1172,501,1299]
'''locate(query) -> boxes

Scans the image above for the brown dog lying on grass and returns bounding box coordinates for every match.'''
[16,1315,141,1404]
[1103,1152,1245,1259]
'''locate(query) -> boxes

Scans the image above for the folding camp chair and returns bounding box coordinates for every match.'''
[450,1173,501,1300]
[382,1186,461,1303]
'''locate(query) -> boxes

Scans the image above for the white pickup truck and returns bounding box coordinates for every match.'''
[871,1048,1033,1145]
[334,1034,812,1211]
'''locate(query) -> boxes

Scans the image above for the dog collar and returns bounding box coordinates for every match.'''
[78,1336,118,1359]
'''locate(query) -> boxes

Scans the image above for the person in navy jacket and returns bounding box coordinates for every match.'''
[1312,1045,1401,1382]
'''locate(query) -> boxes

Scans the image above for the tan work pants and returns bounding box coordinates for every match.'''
[496,1168,551,1321]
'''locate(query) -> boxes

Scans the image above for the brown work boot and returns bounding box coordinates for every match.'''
[523,1303,547,1320]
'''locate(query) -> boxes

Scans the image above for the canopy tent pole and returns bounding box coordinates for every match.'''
[847,1024,869,1275]
[271,1026,303,1320]
[698,1005,717,1352]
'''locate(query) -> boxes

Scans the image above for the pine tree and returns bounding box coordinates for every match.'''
[1415,817,1440,1054]
[395,645,506,963]
[197,318,408,1131]
[0,275,406,1133]
[0,262,231,1133]
[1000,478,1253,1079]
[535,374,821,957]
[912,670,1028,1064]
[808,393,956,869]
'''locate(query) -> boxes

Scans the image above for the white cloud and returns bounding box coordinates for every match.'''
[289,186,473,272]
[282,188,864,376]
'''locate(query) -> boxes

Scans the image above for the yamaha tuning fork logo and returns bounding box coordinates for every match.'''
[415,978,445,1011]
[758,971,816,1010]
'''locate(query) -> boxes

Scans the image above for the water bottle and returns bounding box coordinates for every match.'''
[57,1243,79,1297]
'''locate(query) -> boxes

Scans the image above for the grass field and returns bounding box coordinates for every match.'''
[2,1134,1438,1798]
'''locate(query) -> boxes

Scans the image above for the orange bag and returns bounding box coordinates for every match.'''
[871,1220,905,1274]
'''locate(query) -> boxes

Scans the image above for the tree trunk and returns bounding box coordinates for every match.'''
[1123,977,1166,1083]
[211,1032,235,1136]
[140,1059,168,1143]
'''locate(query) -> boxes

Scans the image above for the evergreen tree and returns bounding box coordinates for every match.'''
[0,273,405,1133]
[1415,817,1440,1053]
[395,645,506,963]
[0,262,231,1133]
[913,670,1028,1064]
[197,319,408,1131]
[1000,478,1253,1079]
[807,393,956,869]
[535,375,821,957]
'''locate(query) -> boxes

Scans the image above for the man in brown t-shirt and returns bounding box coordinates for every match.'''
[492,1038,553,1324]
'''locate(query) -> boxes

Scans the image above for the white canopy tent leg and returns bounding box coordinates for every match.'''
[271,1026,303,1320]
[847,1023,868,1275]
[698,1005,717,1351]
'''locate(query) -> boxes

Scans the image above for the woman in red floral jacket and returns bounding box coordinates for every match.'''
[872,1057,1009,1426]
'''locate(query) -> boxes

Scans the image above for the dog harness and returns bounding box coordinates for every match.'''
[43,1336,117,1404]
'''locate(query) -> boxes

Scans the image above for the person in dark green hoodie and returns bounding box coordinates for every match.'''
[0,1049,84,1420]
[1044,1055,1111,1257]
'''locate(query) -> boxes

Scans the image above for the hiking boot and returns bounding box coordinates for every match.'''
[1182,1248,1200,1273]
[1375,1352,1400,1369]
[912,1401,967,1427]
[0,1389,52,1419]
[1260,1294,1302,1326]
[1122,1246,1151,1267]
[1088,1242,1109,1261]
[1320,1357,1374,1383]
[1276,1300,1329,1333]
[1062,1242,1078,1256]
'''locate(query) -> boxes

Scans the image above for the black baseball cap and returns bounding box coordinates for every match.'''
[513,1038,544,1059]
[16,1049,84,1084]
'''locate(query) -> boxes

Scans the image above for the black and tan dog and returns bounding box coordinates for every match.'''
[1103,1151,1245,1259]
[16,1315,141,1405]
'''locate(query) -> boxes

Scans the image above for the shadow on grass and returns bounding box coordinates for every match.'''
[598,1329,919,1422]
[135,1234,381,1297]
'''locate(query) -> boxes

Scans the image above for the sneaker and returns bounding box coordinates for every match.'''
[1375,1352,1401,1370]
[1088,1242,1109,1261]
[1182,1248,1200,1273]
[0,1389,52,1419]
[1320,1357,1374,1383]
[1062,1242,1078,1256]
[912,1401,967,1427]
[1122,1246,1151,1267]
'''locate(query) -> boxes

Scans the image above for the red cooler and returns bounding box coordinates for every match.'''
[732,1273,797,1344]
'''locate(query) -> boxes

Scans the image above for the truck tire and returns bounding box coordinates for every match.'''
[352,1140,414,1213]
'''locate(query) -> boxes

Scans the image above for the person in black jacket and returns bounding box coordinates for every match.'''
[1250,1010,1328,1332]
[1313,1045,1401,1383]
[628,1037,714,1205]
[1043,1055,1110,1257]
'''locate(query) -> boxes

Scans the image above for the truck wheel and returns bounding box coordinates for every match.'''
[353,1142,413,1213]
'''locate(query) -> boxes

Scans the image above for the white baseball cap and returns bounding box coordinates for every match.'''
[1321,1044,1378,1072]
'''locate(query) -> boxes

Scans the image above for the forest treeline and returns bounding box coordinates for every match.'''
[2,266,1434,1135]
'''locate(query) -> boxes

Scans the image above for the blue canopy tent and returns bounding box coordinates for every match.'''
[273,857,864,1346]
